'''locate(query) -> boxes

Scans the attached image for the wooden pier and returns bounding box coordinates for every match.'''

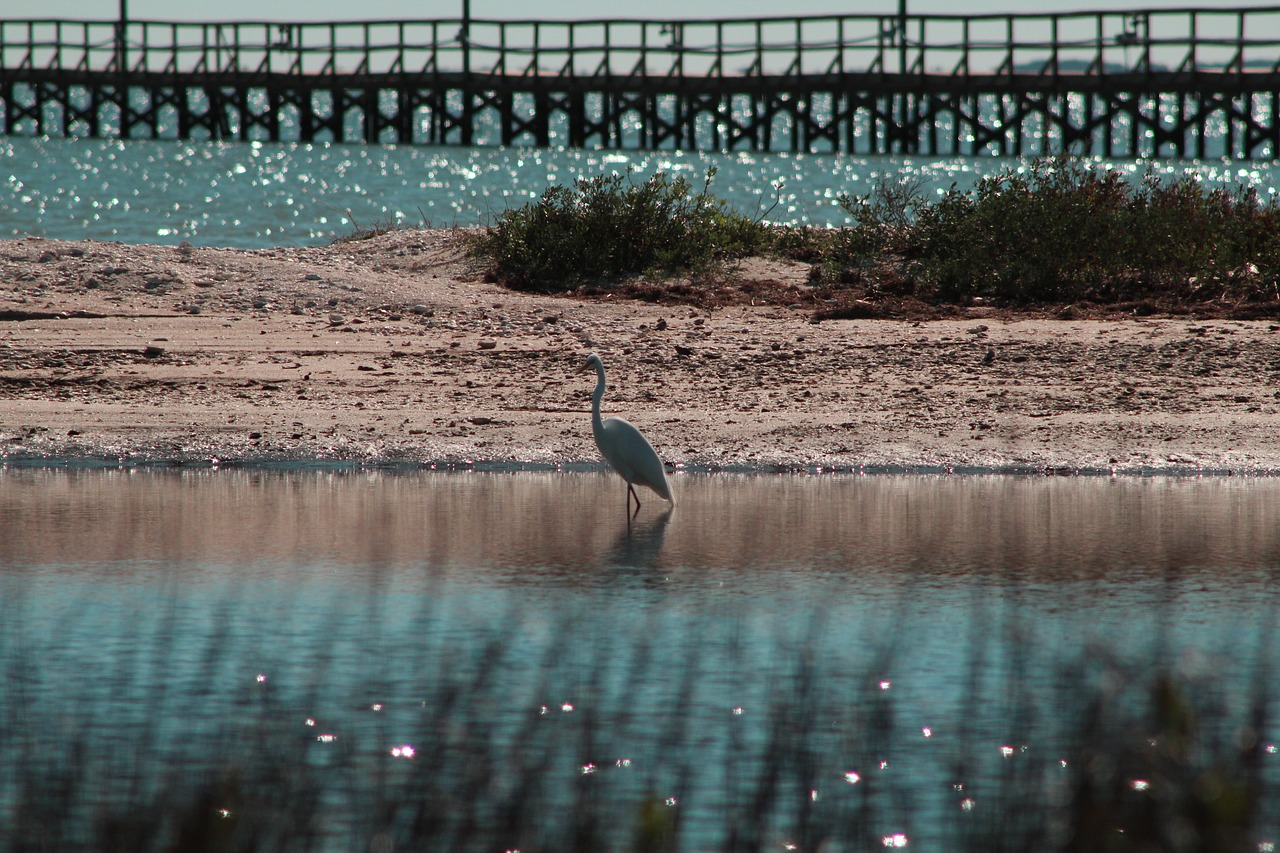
[3,7,1280,157]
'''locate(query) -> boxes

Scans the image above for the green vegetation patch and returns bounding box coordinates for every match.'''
[838,156,1280,311]
[467,157,1280,319]
[469,169,769,292]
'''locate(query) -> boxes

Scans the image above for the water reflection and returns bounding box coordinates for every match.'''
[604,509,672,571]
[1,468,1278,849]
[4,468,1280,586]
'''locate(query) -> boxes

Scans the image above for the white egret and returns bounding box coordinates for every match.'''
[580,353,675,515]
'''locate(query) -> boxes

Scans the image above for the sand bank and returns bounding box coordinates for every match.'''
[1,230,1277,473]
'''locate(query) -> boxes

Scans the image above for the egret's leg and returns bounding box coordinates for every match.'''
[627,483,641,517]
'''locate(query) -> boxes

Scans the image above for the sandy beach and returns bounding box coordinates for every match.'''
[1,228,1277,473]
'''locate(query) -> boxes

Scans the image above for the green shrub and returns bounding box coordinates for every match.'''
[470,169,769,291]
[903,157,1280,305]
[471,157,1280,312]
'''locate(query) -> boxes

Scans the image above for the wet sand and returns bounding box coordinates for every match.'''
[1,229,1278,473]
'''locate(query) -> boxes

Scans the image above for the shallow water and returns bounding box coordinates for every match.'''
[3,468,1279,849]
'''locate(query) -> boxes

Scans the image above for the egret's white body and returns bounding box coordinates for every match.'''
[582,353,675,514]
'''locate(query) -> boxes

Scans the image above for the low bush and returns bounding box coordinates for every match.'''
[466,156,1280,316]
[469,169,770,291]
[833,156,1280,309]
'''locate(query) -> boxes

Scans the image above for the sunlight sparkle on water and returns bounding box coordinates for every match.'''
[883,833,909,847]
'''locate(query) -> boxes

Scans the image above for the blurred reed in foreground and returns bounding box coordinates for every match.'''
[0,581,1275,853]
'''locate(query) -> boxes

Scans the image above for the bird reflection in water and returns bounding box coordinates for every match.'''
[602,507,673,572]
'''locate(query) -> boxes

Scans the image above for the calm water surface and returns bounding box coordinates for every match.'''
[2,468,1279,848]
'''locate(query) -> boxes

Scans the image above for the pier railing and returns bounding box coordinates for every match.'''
[5,8,1280,80]
[4,7,1280,156]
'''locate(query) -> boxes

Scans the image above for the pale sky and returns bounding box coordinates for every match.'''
[7,0,1280,21]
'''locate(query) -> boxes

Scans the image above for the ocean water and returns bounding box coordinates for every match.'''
[3,135,1280,248]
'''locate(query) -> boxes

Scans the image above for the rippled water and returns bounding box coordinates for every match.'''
[2,468,1279,848]
[3,135,1279,248]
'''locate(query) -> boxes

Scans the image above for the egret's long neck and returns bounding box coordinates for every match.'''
[590,362,607,434]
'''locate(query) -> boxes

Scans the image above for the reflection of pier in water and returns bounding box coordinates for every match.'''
[2,7,1280,157]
